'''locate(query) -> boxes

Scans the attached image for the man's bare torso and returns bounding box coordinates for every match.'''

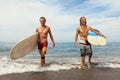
[36,26,50,43]
[78,26,90,40]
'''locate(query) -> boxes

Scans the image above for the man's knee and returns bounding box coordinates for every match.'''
[87,52,92,58]
[41,56,45,59]
[81,53,86,57]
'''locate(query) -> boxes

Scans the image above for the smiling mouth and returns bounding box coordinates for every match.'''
[83,22,85,23]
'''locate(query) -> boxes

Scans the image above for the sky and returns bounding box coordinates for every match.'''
[0,0,120,42]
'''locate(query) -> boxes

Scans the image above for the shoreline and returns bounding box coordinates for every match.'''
[0,67,120,80]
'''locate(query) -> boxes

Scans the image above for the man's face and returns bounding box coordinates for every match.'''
[80,17,86,25]
[40,18,46,26]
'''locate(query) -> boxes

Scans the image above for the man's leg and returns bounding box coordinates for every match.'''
[81,56,85,66]
[88,55,92,68]
[80,51,86,68]
[41,47,47,67]
[38,49,42,66]
[88,55,92,65]
[80,44,86,68]
[87,45,92,68]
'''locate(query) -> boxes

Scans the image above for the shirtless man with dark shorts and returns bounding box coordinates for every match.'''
[74,16,106,68]
[36,16,55,67]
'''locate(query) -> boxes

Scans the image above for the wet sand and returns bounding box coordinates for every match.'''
[0,67,120,80]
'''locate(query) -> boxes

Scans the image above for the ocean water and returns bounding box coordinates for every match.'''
[0,42,120,75]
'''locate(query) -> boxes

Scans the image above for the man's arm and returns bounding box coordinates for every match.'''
[74,28,80,48]
[49,27,55,48]
[35,27,39,37]
[89,27,106,38]
[36,27,38,33]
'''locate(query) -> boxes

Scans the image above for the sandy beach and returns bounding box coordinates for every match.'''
[0,67,120,80]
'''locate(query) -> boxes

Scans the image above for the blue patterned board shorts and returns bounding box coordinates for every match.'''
[80,42,92,57]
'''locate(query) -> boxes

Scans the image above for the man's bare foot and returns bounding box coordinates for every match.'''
[40,63,45,67]
[88,63,92,68]
[81,64,86,69]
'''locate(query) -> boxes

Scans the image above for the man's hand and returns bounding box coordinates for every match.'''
[74,42,77,48]
[101,35,106,39]
[52,42,55,48]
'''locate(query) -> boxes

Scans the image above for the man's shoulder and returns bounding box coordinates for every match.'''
[77,26,81,29]
[45,25,51,31]
[36,27,39,31]
[87,26,92,29]
[45,25,50,29]
[76,26,81,32]
[46,25,50,28]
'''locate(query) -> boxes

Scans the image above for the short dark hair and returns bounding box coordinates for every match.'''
[39,16,46,22]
